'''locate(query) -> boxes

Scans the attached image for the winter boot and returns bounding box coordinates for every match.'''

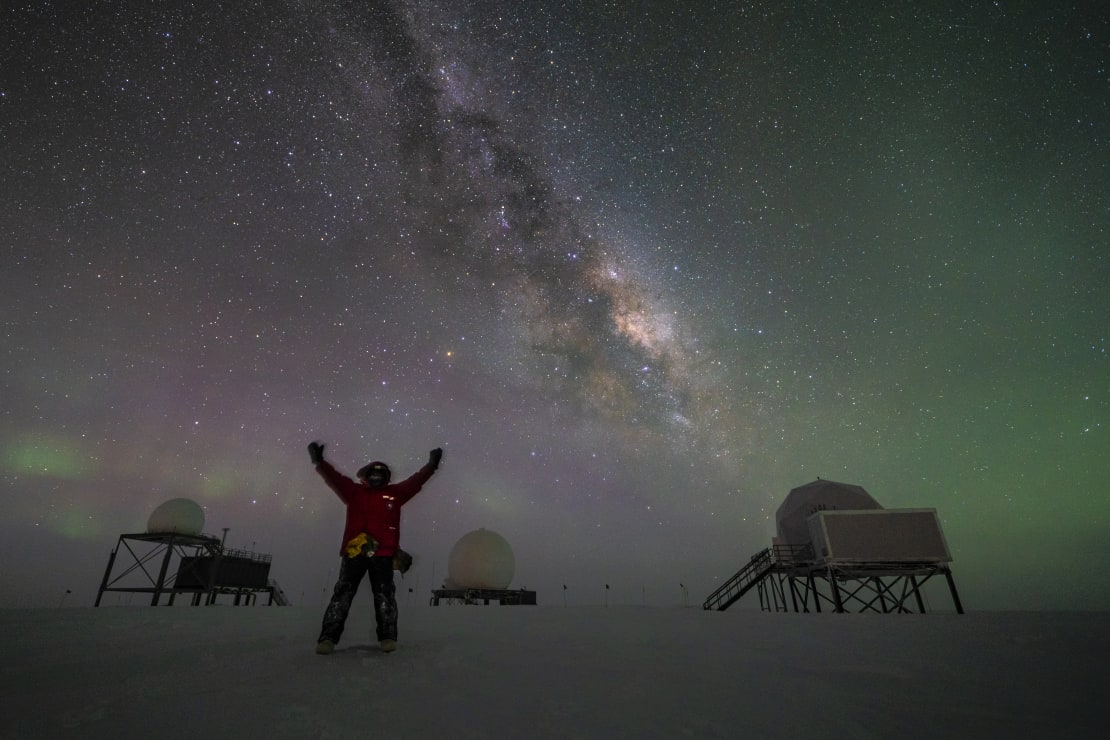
[316,640,335,655]
[379,639,397,653]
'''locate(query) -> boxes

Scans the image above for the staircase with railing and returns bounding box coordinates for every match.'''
[702,548,774,611]
[268,579,290,606]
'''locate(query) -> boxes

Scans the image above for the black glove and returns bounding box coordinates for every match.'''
[393,548,413,574]
[428,447,443,470]
[308,441,326,465]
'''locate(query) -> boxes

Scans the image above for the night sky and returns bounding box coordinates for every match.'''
[2,1,1106,611]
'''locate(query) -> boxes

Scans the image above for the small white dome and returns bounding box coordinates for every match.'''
[447,528,515,589]
[147,498,205,535]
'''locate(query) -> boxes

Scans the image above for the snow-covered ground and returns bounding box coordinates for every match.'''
[0,604,1104,739]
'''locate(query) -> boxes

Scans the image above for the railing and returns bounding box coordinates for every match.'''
[268,579,290,606]
[702,543,820,611]
[221,547,272,563]
[772,543,815,564]
[702,548,773,611]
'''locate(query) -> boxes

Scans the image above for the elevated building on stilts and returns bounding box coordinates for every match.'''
[704,479,963,614]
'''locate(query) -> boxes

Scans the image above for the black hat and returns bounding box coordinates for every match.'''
[357,461,391,484]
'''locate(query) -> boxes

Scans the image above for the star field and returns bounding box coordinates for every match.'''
[1,1,1106,610]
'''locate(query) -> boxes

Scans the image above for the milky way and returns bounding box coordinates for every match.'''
[2,1,1106,610]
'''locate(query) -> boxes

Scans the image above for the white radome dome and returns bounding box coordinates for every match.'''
[147,498,205,536]
[447,528,515,589]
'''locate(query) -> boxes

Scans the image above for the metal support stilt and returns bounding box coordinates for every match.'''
[94,546,118,607]
[910,575,926,613]
[944,568,964,614]
[152,537,176,606]
[829,568,845,613]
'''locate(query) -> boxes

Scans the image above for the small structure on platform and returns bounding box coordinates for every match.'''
[94,498,290,607]
[431,528,536,606]
[704,479,963,614]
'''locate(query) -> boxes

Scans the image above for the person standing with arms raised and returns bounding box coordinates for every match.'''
[309,440,443,654]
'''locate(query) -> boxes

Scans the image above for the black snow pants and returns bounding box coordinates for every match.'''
[318,555,397,644]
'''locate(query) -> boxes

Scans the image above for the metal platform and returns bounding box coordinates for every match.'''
[703,545,963,614]
[430,587,537,606]
[94,532,290,606]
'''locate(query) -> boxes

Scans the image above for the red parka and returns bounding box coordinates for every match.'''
[315,459,436,557]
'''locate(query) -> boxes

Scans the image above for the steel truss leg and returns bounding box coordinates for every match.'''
[828,568,845,613]
[152,538,176,606]
[944,568,965,614]
[873,577,889,613]
[909,575,926,612]
[94,544,119,607]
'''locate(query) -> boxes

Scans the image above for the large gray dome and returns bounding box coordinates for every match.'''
[147,498,205,535]
[446,528,515,589]
[775,479,881,547]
